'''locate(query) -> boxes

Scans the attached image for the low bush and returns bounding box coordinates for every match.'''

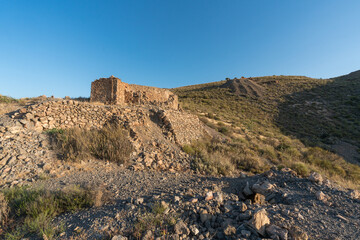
[305,147,360,183]
[1,185,97,239]
[133,202,177,239]
[0,95,18,104]
[48,124,133,164]
[291,162,310,176]
[188,138,270,176]
[0,193,9,228]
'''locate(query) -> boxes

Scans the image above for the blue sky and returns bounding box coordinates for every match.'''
[1,0,360,98]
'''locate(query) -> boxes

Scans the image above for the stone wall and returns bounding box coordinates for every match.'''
[14,100,207,146]
[90,76,179,109]
[90,77,117,104]
[12,100,210,172]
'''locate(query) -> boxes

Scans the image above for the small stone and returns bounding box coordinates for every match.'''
[223,224,236,236]
[240,172,247,178]
[142,230,153,240]
[224,203,233,213]
[316,191,326,201]
[241,230,251,238]
[205,191,213,201]
[309,172,323,184]
[189,198,198,203]
[189,225,200,236]
[239,202,248,212]
[266,224,288,240]
[135,197,144,205]
[243,181,253,196]
[252,180,275,195]
[214,192,224,203]
[289,226,308,240]
[112,235,128,240]
[200,209,210,223]
[174,196,181,203]
[350,190,360,199]
[248,209,270,236]
[252,193,266,205]
[174,220,190,235]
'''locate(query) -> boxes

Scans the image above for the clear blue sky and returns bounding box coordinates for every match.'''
[1,0,360,98]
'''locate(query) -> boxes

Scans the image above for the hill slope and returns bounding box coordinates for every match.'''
[173,73,360,188]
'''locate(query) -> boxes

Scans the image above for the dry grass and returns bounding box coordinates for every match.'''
[133,202,177,239]
[1,185,98,239]
[0,193,9,229]
[48,124,133,164]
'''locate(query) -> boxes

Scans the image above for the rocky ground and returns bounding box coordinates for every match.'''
[1,100,360,239]
[42,168,360,240]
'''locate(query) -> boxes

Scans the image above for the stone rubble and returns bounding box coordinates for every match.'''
[0,98,212,187]
[47,168,360,240]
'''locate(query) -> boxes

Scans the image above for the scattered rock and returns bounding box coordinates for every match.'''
[316,191,326,201]
[189,225,200,236]
[241,230,251,238]
[135,198,144,205]
[248,209,270,236]
[239,202,248,212]
[252,180,275,195]
[112,235,128,240]
[309,172,323,184]
[189,198,198,203]
[142,230,153,240]
[243,181,253,196]
[214,192,224,203]
[174,220,190,235]
[252,193,266,205]
[289,226,308,240]
[266,224,288,240]
[223,224,236,236]
[350,190,359,199]
[200,209,210,223]
[205,191,213,201]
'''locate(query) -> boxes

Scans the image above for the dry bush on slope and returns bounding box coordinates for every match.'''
[48,124,133,164]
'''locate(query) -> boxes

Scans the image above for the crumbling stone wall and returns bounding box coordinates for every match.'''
[90,76,178,109]
[13,100,210,172]
[14,100,207,146]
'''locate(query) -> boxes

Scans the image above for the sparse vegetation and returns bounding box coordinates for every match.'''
[48,124,133,164]
[133,202,177,239]
[174,75,360,188]
[1,185,98,239]
[0,95,18,104]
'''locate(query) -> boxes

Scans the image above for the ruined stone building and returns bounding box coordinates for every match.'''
[90,76,178,109]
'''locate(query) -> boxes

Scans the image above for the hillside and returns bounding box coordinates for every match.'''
[173,73,360,187]
[0,73,359,239]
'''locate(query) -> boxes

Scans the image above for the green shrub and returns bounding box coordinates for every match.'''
[182,145,195,155]
[291,162,310,176]
[218,126,232,136]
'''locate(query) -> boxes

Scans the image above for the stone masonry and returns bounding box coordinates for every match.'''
[12,99,210,172]
[90,76,179,109]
